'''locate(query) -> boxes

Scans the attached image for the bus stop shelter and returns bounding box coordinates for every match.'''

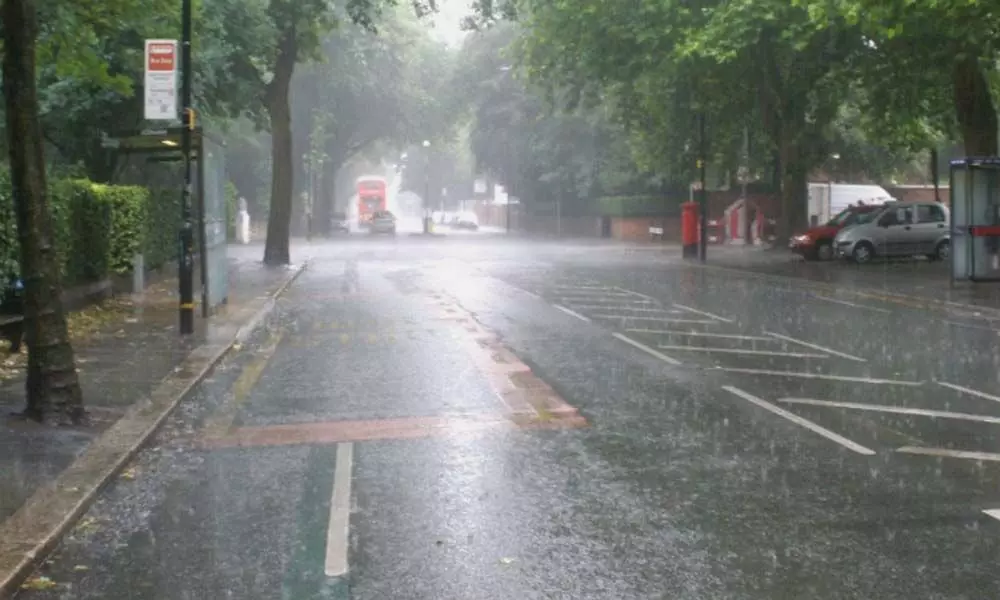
[101,126,229,317]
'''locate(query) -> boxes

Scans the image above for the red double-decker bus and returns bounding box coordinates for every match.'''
[356,176,388,227]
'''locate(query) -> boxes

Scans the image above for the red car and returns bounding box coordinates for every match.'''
[790,204,883,260]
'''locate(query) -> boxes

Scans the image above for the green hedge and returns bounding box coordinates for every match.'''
[596,195,683,218]
[0,168,178,286]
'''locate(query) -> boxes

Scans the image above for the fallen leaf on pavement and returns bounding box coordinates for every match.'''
[21,576,57,590]
[121,467,137,480]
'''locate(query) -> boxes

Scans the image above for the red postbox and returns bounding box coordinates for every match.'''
[681,201,699,258]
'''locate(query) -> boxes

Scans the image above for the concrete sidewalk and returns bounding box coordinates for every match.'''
[0,249,308,595]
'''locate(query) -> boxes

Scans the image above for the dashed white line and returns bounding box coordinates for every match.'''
[723,386,876,455]
[936,381,1000,405]
[324,442,354,577]
[658,345,828,358]
[778,398,1000,425]
[626,329,773,341]
[553,304,591,322]
[672,303,733,323]
[983,509,1000,521]
[896,446,1000,462]
[612,332,681,365]
[813,295,891,314]
[711,367,922,385]
[763,331,866,362]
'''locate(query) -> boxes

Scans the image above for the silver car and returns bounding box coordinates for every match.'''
[834,201,950,263]
[369,210,396,235]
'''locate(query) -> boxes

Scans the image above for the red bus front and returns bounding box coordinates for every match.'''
[357,178,387,227]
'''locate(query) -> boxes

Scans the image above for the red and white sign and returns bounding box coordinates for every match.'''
[144,39,178,121]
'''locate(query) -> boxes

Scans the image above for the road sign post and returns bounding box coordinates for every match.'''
[179,0,195,335]
[143,40,178,121]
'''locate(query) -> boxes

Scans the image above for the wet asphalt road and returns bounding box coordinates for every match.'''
[16,235,1000,599]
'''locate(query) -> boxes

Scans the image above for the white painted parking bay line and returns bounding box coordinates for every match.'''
[594,315,716,324]
[984,509,1000,522]
[723,386,876,455]
[778,398,1000,425]
[325,442,354,577]
[763,331,866,362]
[673,303,733,323]
[712,367,923,386]
[627,329,772,341]
[659,346,828,358]
[813,295,891,314]
[559,297,653,305]
[612,332,681,365]
[937,381,1000,405]
[553,304,591,323]
[570,305,681,314]
[896,446,1000,462]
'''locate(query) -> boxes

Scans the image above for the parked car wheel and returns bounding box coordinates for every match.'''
[814,241,834,261]
[851,242,875,264]
[929,239,950,261]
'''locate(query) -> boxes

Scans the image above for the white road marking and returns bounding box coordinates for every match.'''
[983,509,1000,521]
[612,332,681,365]
[553,285,617,291]
[936,381,1000,405]
[778,398,1000,424]
[711,367,923,386]
[594,315,717,324]
[763,331,866,362]
[896,446,1000,462]
[626,329,773,341]
[519,289,541,300]
[658,345,828,358]
[722,386,876,455]
[325,442,354,577]
[553,304,591,322]
[569,305,681,314]
[614,287,660,303]
[559,297,654,305]
[812,295,891,314]
[555,291,637,298]
[673,303,734,323]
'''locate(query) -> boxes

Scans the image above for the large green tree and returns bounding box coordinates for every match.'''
[797,0,999,156]
[2,0,84,424]
[513,0,870,241]
[290,4,451,233]
[213,0,435,265]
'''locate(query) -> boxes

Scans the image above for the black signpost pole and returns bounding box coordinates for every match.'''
[178,0,195,334]
[698,113,708,262]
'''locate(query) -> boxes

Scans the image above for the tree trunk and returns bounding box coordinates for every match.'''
[1,0,84,424]
[262,33,297,266]
[314,165,337,236]
[775,132,808,246]
[953,54,999,156]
